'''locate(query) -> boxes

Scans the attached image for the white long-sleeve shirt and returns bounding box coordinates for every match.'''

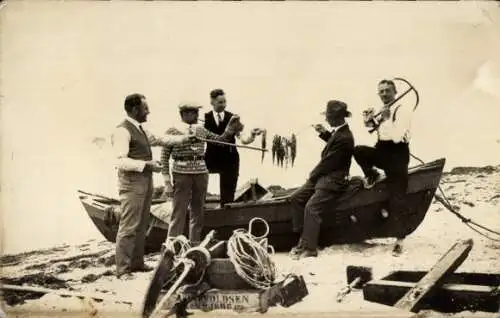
[111,117,187,172]
[377,102,413,143]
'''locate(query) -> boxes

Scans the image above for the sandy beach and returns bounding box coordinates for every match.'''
[1,2,500,317]
[2,164,499,317]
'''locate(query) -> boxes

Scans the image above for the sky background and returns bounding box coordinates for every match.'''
[1,1,499,254]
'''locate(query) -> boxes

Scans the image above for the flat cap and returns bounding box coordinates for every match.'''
[178,101,203,111]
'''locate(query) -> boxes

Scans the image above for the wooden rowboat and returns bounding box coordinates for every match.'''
[78,158,446,252]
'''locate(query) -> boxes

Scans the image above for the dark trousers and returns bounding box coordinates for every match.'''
[209,158,239,205]
[354,140,410,238]
[168,172,209,243]
[290,179,344,250]
[115,172,153,276]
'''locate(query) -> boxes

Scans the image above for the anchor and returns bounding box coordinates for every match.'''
[142,230,217,318]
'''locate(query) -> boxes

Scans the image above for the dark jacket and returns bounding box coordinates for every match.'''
[308,124,354,190]
[204,110,239,171]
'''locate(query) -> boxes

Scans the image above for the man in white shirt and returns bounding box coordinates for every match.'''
[112,93,191,280]
[353,79,413,256]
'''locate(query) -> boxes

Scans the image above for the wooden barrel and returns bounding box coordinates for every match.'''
[206,258,254,290]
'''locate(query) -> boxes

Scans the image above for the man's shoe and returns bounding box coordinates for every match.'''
[289,246,305,260]
[132,264,154,272]
[300,249,318,259]
[392,242,403,257]
[363,171,381,189]
[289,246,318,260]
[116,272,134,280]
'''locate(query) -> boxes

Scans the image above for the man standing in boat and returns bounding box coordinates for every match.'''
[289,100,354,260]
[160,102,243,244]
[112,93,191,280]
[353,79,413,256]
[204,89,262,206]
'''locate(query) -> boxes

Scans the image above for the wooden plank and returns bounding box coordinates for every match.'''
[364,279,499,313]
[161,289,267,313]
[1,284,133,305]
[393,239,474,312]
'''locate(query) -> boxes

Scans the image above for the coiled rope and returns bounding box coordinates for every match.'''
[227,217,277,290]
[410,153,500,242]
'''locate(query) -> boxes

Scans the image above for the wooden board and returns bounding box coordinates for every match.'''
[393,239,474,312]
[364,278,499,313]
[161,289,268,313]
[1,284,133,306]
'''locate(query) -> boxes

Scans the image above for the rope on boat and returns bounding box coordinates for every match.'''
[410,153,500,242]
[227,217,277,290]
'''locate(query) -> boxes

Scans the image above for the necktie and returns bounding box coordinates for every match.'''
[139,125,147,137]
[139,125,151,150]
[217,112,222,126]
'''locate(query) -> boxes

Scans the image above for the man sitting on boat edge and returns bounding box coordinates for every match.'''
[353,79,414,257]
[289,100,354,260]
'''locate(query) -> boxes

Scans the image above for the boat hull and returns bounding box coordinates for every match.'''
[79,158,446,253]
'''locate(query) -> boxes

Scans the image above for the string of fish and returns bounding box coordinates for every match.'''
[271,133,297,168]
[227,226,277,289]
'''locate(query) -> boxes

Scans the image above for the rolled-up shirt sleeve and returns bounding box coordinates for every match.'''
[194,125,234,142]
[111,127,147,172]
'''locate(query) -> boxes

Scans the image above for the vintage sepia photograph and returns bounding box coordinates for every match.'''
[1,0,499,317]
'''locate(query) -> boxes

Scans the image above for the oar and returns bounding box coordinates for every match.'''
[77,190,119,203]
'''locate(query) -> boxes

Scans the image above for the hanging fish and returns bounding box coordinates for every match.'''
[290,133,297,167]
[261,129,267,164]
[283,137,290,169]
[272,135,281,165]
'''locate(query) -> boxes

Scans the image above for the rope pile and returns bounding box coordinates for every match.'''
[227,218,277,290]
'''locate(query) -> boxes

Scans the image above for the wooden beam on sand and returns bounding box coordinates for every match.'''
[393,239,474,313]
[1,284,133,306]
[364,279,499,313]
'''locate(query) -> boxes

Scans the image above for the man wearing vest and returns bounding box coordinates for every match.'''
[112,93,191,280]
[161,102,243,244]
[204,89,262,206]
[354,79,413,256]
[289,100,354,260]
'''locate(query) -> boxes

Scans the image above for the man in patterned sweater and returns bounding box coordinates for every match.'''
[160,102,243,244]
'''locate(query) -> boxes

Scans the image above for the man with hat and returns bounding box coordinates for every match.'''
[289,100,354,260]
[160,101,243,244]
[353,79,413,256]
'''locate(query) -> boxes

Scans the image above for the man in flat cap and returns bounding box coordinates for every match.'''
[112,93,192,280]
[289,100,354,260]
[354,79,413,256]
[160,101,243,244]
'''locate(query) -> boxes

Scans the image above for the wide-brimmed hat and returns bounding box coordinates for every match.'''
[320,100,351,118]
[178,101,203,111]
